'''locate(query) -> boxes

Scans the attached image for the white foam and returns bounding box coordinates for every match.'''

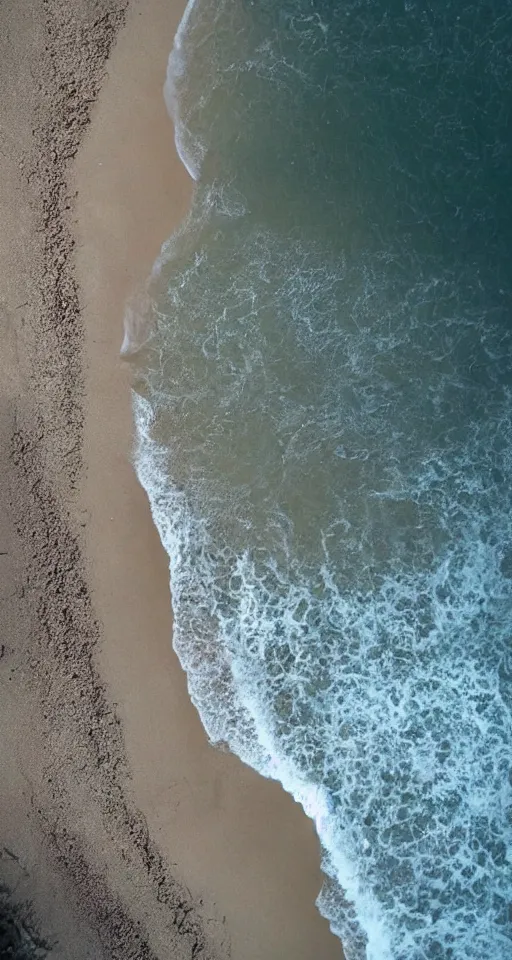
[164,0,203,181]
[133,388,512,960]
[129,225,512,957]
[131,5,512,953]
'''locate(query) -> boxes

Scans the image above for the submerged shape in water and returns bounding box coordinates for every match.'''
[130,1,512,957]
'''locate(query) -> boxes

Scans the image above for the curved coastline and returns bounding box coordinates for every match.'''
[0,0,341,957]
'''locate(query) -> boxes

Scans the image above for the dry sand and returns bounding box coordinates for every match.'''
[0,0,342,957]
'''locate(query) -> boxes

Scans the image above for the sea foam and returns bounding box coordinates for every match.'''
[130,1,512,956]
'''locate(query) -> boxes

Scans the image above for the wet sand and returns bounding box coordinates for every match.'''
[0,0,342,956]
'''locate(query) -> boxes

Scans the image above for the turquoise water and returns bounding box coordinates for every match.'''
[126,2,512,957]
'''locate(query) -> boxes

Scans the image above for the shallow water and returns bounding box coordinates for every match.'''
[128,1,512,957]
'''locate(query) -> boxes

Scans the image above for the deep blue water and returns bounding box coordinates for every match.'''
[126,2,512,957]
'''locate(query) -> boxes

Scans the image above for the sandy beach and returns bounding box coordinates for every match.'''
[0,1,342,957]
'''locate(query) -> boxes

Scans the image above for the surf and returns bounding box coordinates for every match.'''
[128,1,512,957]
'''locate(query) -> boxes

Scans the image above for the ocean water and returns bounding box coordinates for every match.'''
[126,1,512,957]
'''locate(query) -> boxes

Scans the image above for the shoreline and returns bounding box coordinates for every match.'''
[76,1,342,957]
[0,0,342,956]
[0,0,341,960]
